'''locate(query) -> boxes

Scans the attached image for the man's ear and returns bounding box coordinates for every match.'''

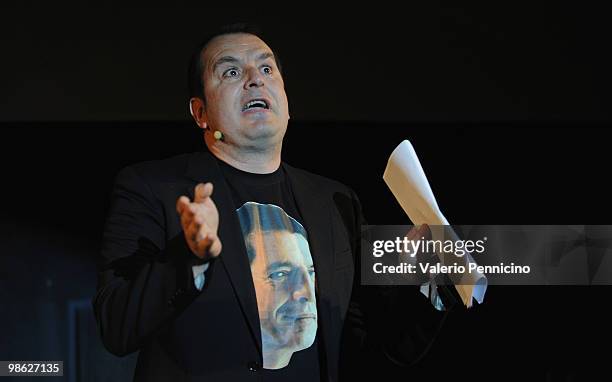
[189,97,207,130]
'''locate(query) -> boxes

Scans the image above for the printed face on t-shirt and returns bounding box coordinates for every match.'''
[237,202,317,369]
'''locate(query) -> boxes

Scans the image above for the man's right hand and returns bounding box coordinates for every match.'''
[176,182,222,261]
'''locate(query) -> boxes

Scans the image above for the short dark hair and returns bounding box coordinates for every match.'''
[187,23,283,101]
[236,202,308,265]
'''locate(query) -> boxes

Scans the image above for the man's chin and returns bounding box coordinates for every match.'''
[291,318,317,349]
[241,114,286,130]
[262,317,317,349]
[241,125,285,145]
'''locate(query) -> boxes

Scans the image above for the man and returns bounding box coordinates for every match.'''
[238,202,317,369]
[93,24,458,381]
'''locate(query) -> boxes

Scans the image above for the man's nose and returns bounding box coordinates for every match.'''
[244,67,264,89]
[291,269,315,303]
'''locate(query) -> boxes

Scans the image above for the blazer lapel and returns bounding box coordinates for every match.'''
[184,151,263,357]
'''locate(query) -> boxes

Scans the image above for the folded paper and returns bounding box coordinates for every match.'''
[383,140,487,308]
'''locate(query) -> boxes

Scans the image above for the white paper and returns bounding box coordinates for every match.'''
[383,140,487,308]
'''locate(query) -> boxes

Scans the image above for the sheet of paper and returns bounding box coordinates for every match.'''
[383,140,487,308]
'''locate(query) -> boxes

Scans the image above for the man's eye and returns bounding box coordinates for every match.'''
[269,271,288,281]
[223,69,240,78]
[262,66,272,75]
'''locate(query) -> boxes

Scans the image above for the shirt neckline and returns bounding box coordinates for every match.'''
[215,157,284,186]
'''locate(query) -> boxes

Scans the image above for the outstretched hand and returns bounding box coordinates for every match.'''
[176,182,222,260]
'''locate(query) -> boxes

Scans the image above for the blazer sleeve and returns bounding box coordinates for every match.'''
[342,187,461,368]
[92,165,203,357]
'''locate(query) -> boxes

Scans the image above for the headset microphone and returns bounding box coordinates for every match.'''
[213,130,224,141]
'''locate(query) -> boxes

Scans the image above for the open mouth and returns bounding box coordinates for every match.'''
[242,98,270,112]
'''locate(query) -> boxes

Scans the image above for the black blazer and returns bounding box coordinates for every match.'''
[93,150,456,381]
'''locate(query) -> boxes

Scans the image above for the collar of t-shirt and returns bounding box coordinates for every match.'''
[215,157,283,187]
[214,156,303,222]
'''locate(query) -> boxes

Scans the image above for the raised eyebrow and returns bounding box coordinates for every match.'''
[213,56,240,72]
[257,52,275,63]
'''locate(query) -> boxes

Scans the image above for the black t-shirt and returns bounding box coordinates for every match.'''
[216,157,322,382]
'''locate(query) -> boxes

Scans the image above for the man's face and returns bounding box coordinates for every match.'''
[248,230,317,359]
[200,33,289,148]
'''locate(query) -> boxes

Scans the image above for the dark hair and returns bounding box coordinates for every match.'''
[187,23,283,101]
[236,202,308,265]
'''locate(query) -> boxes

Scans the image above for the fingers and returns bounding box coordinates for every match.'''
[406,223,431,240]
[176,195,190,214]
[183,213,222,259]
[177,182,214,212]
[195,231,222,258]
[194,182,213,203]
[406,225,420,241]
[419,223,431,240]
[208,236,222,257]
[179,203,196,228]
[176,183,220,260]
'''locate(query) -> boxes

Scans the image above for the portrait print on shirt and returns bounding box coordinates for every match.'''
[237,202,317,369]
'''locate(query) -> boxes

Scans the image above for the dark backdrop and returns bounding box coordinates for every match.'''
[1,2,611,381]
[1,2,610,122]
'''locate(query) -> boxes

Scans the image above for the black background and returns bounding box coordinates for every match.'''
[1,2,611,381]
[1,2,610,122]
